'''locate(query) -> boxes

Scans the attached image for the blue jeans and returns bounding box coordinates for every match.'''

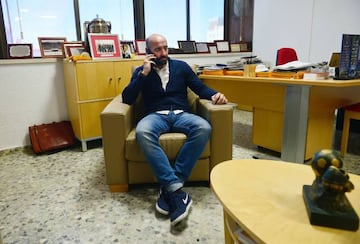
[135,111,211,192]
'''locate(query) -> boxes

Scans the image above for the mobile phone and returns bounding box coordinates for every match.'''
[146,48,162,66]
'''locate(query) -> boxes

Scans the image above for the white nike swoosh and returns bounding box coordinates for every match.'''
[182,194,189,204]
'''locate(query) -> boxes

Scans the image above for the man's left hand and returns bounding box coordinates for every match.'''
[211,92,228,105]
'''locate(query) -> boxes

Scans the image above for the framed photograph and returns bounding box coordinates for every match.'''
[120,41,135,58]
[215,40,230,53]
[63,41,83,57]
[178,41,197,54]
[195,42,210,53]
[207,43,217,54]
[135,39,147,55]
[68,46,86,56]
[230,43,241,52]
[240,42,248,52]
[88,33,121,59]
[38,37,67,58]
[7,44,33,59]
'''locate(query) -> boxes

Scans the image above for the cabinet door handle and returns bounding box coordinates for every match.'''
[117,76,122,82]
[108,77,113,83]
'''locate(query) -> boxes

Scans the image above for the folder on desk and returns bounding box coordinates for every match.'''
[329,52,340,67]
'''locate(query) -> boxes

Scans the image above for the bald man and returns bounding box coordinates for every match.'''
[122,34,228,226]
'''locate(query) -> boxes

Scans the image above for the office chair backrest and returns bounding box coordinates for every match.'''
[276,48,298,66]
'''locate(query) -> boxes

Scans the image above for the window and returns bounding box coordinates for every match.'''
[2,0,76,57]
[78,0,134,41]
[190,0,224,42]
[144,0,225,47]
[1,0,134,57]
[0,0,253,58]
[144,0,186,48]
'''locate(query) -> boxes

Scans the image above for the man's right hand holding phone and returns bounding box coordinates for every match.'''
[141,54,156,77]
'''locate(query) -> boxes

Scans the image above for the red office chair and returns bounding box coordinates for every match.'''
[276,48,298,65]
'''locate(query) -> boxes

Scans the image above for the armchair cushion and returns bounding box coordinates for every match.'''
[125,129,210,162]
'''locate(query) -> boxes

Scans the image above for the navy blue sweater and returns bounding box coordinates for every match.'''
[122,58,217,115]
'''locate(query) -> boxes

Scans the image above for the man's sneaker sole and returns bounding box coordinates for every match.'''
[155,203,169,215]
[170,199,192,226]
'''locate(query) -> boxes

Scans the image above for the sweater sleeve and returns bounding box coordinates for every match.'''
[184,63,217,99]
[122,67,144,105]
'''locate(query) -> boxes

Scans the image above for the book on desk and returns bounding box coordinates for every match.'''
[337,34,360,80]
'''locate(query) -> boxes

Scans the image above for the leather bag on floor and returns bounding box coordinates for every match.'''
[29,121,76,154]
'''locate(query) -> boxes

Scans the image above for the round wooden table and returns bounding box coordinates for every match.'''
[210,159,360,243]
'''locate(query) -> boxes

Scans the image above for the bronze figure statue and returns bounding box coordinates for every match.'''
[303,149,359,230]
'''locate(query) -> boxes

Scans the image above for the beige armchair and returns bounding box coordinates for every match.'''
[100,89,233,192]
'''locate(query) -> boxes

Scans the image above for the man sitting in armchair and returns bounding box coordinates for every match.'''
[122,33,228,226]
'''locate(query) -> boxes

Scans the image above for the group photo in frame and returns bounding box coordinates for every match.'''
[38,37,67,58]
[120,41,135,58]
[88,33,121,59]
[178,40,197,54]
[7,43,33,59]
[63,41,84,57]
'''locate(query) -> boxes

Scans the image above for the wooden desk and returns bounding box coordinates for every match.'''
[200,75,360,162]
[211,159,360,243]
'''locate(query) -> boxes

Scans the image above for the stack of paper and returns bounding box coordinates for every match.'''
[275,61,313,71]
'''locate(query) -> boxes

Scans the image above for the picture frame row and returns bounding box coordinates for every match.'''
[7,34,249,59]
[7,38,83,59]
[178,40,248,54]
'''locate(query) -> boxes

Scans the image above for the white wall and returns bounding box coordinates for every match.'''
[0,60,68,150]
[253,0,360,65]
[1,0,360,150]
[309,0,360,62]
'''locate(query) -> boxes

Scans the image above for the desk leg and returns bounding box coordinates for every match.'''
[281,85,310,163]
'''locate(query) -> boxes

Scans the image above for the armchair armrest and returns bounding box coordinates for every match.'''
[100,94,133,191]
[197,99,233,169]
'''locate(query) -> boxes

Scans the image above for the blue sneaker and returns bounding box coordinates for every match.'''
[155,187,170,215]
[169,189,192,226]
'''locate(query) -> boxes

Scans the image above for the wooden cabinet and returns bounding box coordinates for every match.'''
[63,59,143,151]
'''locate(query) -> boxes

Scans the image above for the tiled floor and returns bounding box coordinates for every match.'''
[1,110,359,243]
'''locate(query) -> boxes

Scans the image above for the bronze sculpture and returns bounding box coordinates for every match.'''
[303,149,359,230]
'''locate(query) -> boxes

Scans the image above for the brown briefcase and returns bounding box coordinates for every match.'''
[29,121,76,154]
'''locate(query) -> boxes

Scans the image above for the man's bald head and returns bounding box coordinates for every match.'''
[146,34,167,50]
